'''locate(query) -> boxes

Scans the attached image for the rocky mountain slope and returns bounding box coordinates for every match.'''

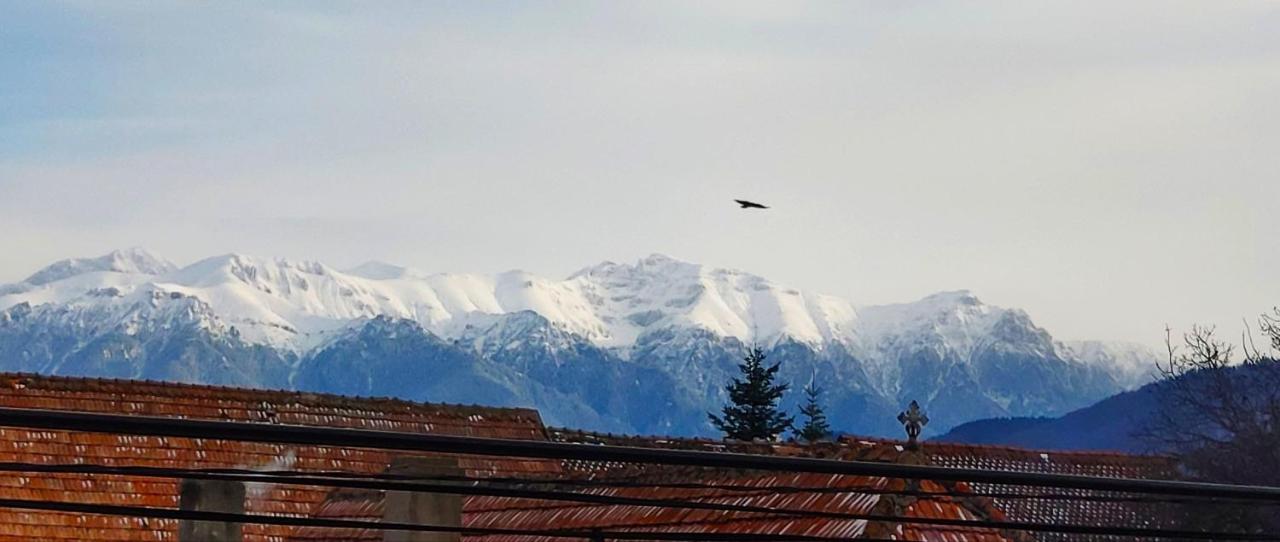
[0,249,1159,437]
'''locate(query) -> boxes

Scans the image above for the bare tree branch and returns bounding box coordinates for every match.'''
[1143,316,1280,531]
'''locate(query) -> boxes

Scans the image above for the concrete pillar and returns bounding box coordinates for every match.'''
[178,479,245,542]
[384,456,464,542]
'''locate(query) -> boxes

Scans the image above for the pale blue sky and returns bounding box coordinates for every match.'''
[2,1,1277,347]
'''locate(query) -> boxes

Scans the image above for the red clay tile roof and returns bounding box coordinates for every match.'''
[291,471,1019,542]
[465,472,886,542]
[464,471,887,539]
[537,429,1174,542]
[287,487,384,541]
[0,373,558,542]
[865,477,1024,542]
[0,373,1173,542]
[292,431,1026,542]
[914,440,1175,542]
[471,476,1018,542]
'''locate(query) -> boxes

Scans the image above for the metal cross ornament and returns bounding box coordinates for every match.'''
[897,400,929,448]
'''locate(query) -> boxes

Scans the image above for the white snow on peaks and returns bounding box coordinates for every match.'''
[566,254,857,347]
[1061,340,1160,387]
[855,290,1011,352]
[0,251,861,351]
[23,248,176,286]
[493,270,611,342]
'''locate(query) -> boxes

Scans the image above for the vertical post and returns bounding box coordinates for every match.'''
[384,456,464,542]
[178,479,245,542]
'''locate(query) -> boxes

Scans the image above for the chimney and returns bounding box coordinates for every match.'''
[384,456,464,542]
[178,479,245,542]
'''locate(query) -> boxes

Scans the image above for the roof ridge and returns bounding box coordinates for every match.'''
[549,427,729,444]
[917,438,1171,461]
[0,372,543,420]
[829,433,1171,461]
[549,427,1170,466]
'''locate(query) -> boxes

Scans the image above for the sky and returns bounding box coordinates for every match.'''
[1,1,1277,348]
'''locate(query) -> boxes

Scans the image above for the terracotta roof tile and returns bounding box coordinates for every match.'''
[0,372,555,541]
[0,373,1170,541]
[540,429,1174,542]
[292,435,1025,542]
[913,440,1174,541]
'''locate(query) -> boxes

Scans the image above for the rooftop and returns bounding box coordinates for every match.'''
[0,373,1174,541]
[0,373,556,541]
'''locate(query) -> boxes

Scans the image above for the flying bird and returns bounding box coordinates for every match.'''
[734,199,769,209]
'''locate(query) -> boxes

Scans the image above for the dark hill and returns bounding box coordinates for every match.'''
[935,363,1280,453]
[934,381,1165,453]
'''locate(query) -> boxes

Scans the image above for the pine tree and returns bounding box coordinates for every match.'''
[709,347,794,441]
[795,383,832,443]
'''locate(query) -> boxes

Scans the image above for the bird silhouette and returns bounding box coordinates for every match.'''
[734,199,769,209]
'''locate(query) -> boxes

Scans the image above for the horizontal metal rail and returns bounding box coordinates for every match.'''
[0,497,870,541]
[0,406,1276,502]
[0,461,1265,540]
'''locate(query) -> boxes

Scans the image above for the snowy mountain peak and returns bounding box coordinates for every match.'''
[859,290,996,328]
[23,248,176,286]
[0,251,1152,388]
[564,255,857,348]
[169,253,339,288]
[2,252,865,351]
[1061,340,1160,388]
[920,289,980,305]
[0,250,1162,437]
[853,290,1022,359]
[637,252,690,268]
[569,253,696,280]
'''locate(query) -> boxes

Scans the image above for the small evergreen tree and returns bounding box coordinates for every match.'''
[795,383,832,443]
[709,347,794,441]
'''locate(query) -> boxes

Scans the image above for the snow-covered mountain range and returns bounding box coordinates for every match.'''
[0,249,1158,437]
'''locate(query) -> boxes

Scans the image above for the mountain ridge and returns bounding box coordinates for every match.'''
[0,249,1161,437]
